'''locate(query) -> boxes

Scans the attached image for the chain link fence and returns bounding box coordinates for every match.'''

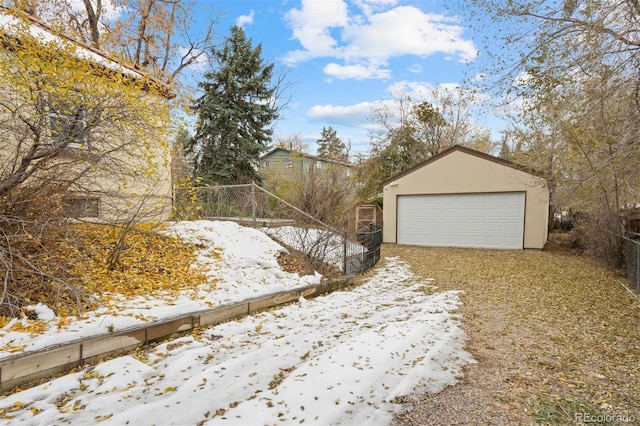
[624,233,640,291]
[173,183,381,275]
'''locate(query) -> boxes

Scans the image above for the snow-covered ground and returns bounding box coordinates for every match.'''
[0,221,321,356]
[263,225,366,269]
[0,220,473,425]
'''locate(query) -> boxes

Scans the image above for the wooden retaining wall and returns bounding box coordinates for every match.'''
[0,276,355,393]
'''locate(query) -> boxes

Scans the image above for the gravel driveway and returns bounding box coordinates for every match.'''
[387,236,640,425]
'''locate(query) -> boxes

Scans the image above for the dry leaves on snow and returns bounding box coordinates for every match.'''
[0,223,207,325]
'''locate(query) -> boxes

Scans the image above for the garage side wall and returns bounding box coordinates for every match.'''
[382,150,549,249]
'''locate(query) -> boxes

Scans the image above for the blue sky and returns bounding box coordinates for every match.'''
[193,0,500,157]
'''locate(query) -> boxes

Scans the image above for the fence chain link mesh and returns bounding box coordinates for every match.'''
[174,183,381,275]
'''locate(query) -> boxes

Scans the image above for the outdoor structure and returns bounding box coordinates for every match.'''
[622,206,640,234]
[259,148,356,184]
[349,203,383,234]
[382,145,549,250]
[0,7,173,222]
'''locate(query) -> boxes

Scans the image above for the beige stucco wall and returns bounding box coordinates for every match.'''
[0,81,173,223]
[76,91,173,222]
[382,149,549,249]
[1,14,173,223]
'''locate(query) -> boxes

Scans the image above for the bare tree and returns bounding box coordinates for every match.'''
[4,0,220,85]
[467,0,640,266]
[357,88,488,202]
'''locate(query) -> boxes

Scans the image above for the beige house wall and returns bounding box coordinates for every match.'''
[70,136,173,222]
[0,8,174,223]
[382,148,549,249]
[0,84,173,223]
[71,92,173,222]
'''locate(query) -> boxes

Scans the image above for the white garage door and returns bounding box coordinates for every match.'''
[397,192,525,249]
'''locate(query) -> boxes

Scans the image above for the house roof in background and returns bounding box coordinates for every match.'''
[261,148,356,168]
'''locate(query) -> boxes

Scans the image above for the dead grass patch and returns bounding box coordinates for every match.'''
[276,244,343,278]
[388,233,640,425]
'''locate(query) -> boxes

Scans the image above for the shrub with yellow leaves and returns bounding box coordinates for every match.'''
[0,222,206,320]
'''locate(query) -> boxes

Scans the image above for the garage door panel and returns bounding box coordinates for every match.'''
[487,222,502,232]
[487,236,504,245]
[488,208,504,218]
[504,222,520,232]
[442,222,456,231]
[397,193,525,249]
[504,236,520,245]
[456,222,470,232]
[453,234,469,244]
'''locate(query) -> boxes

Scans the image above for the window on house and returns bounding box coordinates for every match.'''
[315,161,322,169]
[63,197,100,218]
[285,159,293,168]
[261,160,269,168]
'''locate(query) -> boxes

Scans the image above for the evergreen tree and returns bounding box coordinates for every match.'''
[316,126,348,161]
[186,26,278,185]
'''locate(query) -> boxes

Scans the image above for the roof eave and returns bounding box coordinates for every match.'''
[380,145,545,188]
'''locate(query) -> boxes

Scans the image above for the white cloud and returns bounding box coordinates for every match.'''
[353,0,399,17]
[470,72,487,82]
[283,1,477,80]
[236,10,255,27]
[408,64,423,74]
[383,80,497,132]
[307,101,377,128]
[98,0,124,22]
[284,0,349,58]
[387,80,439,99]
[387,80,489,106]
[341,7,476,62]
[512,70,533,87]
[323,62,391,80]
[37,0,124,30]
[181,47,209,71]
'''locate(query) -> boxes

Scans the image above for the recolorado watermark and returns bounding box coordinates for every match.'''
[575,412,636,424]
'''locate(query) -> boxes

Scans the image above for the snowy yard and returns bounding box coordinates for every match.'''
[0,220,472,425]
[263,225,366,270]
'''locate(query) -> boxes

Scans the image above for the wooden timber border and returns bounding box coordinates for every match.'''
[0,275,356,393]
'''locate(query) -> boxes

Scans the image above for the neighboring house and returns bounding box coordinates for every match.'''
[381,145,549,250]
[259,148,356,184]
[0,7,173,222]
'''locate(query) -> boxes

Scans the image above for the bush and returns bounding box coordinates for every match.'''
[570,208,625,269]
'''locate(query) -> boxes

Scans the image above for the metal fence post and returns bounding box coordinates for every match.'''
[623,234,640,291]
[343,233,347,275]
[251,182,257,227]
[636,239,640,290]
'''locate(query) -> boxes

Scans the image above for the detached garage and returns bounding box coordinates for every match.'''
[382,145,549,250]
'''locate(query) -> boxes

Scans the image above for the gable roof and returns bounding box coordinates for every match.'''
[261,147,356,168]
[381,144,542,187]
[0,6,173,99]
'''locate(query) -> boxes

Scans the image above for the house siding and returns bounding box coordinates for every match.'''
[0,8,173,222]
[259,148,353,184]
